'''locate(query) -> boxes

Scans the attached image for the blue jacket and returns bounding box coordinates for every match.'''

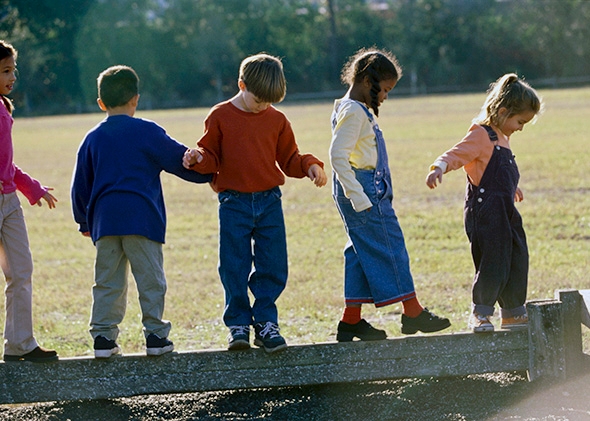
[71,115,212,243]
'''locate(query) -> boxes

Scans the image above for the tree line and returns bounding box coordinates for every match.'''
[1,0,589,116]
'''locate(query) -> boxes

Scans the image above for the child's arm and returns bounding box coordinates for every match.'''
[307,163,327,187]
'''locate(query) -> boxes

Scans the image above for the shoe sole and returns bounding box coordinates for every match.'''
[146,345,174,356]
[228,340,251,351]
[254,339,287,353]
[3,355,59,363]
[336,332,387,342]
[401,320,451,335]
[471,325,494,333]
[95,347,121,359]
[501,324,528,330]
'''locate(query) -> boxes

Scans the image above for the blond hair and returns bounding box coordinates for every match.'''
[239,53,286,103]
[474,73,542,127]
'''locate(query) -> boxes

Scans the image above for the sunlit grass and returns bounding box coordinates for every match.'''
[6,87,589,357]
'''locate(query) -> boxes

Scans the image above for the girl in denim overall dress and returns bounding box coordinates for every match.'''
[426,74,542,333]
[330,49,450,341]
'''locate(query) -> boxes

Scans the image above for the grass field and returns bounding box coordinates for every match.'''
[5,86,589,358]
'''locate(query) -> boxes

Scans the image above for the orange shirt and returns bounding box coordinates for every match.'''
[432,124,511,186]
[191,101,323,193]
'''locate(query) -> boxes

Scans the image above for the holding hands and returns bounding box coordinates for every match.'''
[182,148,203,169]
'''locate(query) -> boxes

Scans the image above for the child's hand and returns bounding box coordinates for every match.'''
[82,231,91,237]
[514,187,524,202]
[183,148,203,169]
[426,167,443,189]
[308,164,327,187]
[37,188,57,209]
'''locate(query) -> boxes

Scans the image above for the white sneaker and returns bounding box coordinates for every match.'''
[468,312,494,333]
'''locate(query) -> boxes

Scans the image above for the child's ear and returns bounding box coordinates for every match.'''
[498,107,509,118]
[97,98,107,111]
[238,79,247,92]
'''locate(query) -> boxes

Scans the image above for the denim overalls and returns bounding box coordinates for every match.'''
[464,125,528,319]
[332,100,417,307]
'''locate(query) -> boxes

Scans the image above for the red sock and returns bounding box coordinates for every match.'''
[341,306,362,324]
[402,297,424,318]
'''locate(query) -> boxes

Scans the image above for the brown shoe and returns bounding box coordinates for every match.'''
[501,314,528,330]
[4,346,58,363]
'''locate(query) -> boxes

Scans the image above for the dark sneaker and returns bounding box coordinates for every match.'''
[146,333,174,356]
[336,319,387,342]
[254,321,287,353]
[94,335,121,359]
[3,346,58,363]
[227,325,251,351]
[401,308,451,334]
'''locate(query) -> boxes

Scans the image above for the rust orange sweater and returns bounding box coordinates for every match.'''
[191,101,323,193]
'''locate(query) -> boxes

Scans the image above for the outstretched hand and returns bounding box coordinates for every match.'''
[36,188,57,209]
[426,167,443,189]
[308,164,327,187]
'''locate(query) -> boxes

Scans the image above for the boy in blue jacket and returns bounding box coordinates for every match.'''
[71,65,211,358]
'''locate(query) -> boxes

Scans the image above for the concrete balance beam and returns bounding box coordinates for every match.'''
[0,330,528,404]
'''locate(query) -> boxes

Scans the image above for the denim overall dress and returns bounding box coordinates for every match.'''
[464,125,528,318]
[332,100,416,307]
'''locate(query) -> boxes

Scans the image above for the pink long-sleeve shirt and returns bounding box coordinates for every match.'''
[431,123,511,186]
[0,101,47,205]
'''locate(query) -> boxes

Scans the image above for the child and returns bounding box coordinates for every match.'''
[425,73,542,333]
[71,65,212,358]
[330,48,450,341]
[183,53,327,353]
[0,40,58,363]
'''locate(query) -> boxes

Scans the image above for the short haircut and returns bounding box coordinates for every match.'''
[239,53,286,103]
[97,65,139,108]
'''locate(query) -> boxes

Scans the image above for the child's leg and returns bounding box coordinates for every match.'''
[124,235,171,338]
[1,194,38,355]
[498,212,528,318]
[249,188,287,325]
[218,191,256,327]
[469,199,513,317]
[91,236,129,341]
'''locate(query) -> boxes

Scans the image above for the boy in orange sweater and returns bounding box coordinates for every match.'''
[184,53,327,353]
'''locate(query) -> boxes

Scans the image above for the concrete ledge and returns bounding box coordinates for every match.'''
[0,330,528,404]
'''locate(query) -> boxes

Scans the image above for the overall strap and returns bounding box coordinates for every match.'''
[481,125,498,142]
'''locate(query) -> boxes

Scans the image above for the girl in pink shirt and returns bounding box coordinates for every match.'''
[0,40,58,362]
[426,74,542,333]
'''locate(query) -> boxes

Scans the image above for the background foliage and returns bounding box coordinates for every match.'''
[1,0,590,115]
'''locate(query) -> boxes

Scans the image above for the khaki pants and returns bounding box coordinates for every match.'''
[90,235,171,341]
[1,193,39,356]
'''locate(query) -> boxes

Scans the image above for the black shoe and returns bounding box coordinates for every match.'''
[94,335,121,359]
[146,333,174,356]
[3,346,58,363]
[336,319,387,342]
[401,308,451,334]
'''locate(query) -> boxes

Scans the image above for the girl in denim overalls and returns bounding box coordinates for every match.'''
[426,74,542,333]
[330,49,451,341]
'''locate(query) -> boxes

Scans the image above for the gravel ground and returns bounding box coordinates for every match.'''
[1,362,589,420]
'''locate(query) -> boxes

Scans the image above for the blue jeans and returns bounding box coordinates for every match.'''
[218,187,288,326]
[333,169,416,307]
